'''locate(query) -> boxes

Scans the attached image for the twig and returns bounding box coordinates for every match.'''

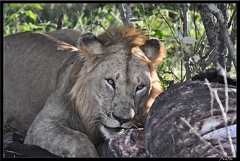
[180,117,225,156]
[197,47,217,70]
[217,63,229,113]
[182,77,236,157]
[227,8,237,72]
[193,4,198,53]
[205,79,228,156]
[204,79,214,116]
[152,4,180,44]
[182,4,191,80]
[3,150,23,156]
[3,124,24,137]
[227,5,236,29]
[212,89,236,157]
[193,31,206,57]
[205,73,236,157]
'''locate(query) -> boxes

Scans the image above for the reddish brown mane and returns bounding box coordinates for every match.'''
[97,25,148,50]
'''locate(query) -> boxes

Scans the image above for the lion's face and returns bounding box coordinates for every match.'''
[93,51,152,138]
[70,25,165,141]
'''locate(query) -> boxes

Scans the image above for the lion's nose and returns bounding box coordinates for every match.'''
[113,113,132,125]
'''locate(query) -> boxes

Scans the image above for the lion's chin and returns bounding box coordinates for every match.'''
[100,125,125,139]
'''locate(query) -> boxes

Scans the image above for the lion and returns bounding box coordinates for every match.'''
[3,24,165,157]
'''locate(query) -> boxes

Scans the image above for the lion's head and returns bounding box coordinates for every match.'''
[68,25,165,143]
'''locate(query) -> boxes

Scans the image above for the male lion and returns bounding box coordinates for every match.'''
[3,25,165,157]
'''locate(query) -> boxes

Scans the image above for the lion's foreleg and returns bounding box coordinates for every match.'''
[24,120,99,157]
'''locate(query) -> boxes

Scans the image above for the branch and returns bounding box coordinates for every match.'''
[56,10,64,30]
[227,5,236,29]
[117,4,131,25]
[197,46,217,70]
[198,4,216,47]
[125,3,131,24]
[182,4,188,37]
[206,4,236,70]
[152,4,180,44]
[198,4,221,69]
[182,4,191,80]
[118,4,125,23]
[226,12,237,72]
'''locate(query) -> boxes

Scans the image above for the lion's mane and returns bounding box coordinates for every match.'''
[64,25,165,144]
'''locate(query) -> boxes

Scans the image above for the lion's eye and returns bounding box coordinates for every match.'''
[106,79,115,89]
[107,79,114,85]
[136,85,145,92]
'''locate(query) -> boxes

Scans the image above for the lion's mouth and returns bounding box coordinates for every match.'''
[103,125,124,133]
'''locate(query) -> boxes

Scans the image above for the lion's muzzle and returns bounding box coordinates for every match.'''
[112,106,135,126]
[112,112,132,125]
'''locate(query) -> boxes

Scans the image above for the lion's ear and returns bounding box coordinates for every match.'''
[78,33,102,60]
[140,39,165,65]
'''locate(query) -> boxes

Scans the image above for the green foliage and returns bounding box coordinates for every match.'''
[152,29,163,39]
[4,3,56,36]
